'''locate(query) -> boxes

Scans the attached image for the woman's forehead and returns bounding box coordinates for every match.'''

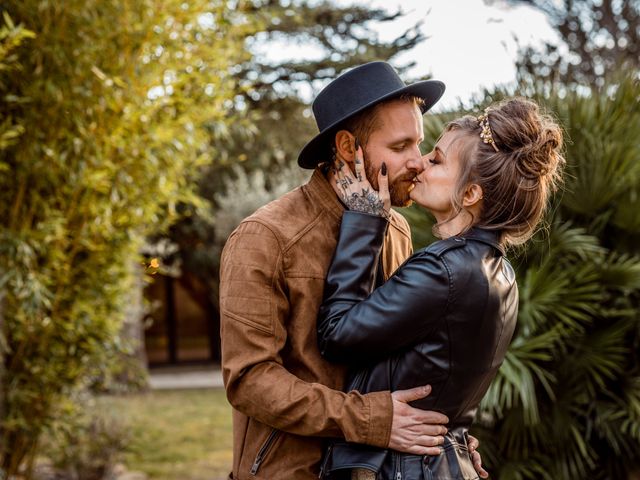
[436,130,472,157]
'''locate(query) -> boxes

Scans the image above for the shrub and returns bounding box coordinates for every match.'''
[41,395,129,480]
[0,1,245,474]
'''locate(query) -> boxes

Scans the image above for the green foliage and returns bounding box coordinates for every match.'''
[0,0,244,474]
[43,394,129,480]
[0,12,33,156]
[408,74,640,479]
[213,163,310,248]
[509,0,640,88]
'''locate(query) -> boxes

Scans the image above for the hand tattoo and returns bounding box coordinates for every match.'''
[344,188,388,218]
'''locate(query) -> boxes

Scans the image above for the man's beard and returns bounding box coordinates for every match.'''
[364,158,415,207]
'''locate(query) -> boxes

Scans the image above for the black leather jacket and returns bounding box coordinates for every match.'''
[317,212,518,480]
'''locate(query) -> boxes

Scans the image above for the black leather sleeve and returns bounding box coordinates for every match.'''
[317,211,451,363]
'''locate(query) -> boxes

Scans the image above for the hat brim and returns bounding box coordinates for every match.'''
[297,80,445,169]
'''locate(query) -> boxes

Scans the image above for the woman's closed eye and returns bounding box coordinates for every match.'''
[428,147,445,165]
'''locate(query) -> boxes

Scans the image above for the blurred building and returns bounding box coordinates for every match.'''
[143,272,220,366]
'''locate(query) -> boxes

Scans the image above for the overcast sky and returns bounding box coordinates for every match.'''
[351,0,558,110]
[254,0,559,111]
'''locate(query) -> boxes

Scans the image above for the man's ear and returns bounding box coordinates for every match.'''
[462,183,483,208]
[334,130,356,163]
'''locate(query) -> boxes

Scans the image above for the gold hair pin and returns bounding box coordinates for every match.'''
[477,110,499,152]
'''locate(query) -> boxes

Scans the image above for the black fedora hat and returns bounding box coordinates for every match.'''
[298,61,445,169]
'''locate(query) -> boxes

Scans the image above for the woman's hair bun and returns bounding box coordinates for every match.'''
[488,98,563,184]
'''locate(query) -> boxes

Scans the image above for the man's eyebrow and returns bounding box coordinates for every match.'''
[388,136,424,144]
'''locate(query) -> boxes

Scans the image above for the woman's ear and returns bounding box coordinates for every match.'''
[334,130,356,163]
[463,183,483,208]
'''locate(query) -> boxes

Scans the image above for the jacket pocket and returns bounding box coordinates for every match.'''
[249,428,281,476]
[320,441,389,478]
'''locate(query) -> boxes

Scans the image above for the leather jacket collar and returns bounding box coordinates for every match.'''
[458,227,505,255]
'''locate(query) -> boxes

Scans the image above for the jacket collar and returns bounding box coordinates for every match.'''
[461,227,505,256]
[304,168,345,221]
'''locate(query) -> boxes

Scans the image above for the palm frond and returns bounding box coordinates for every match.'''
[518,258,603,337]
[481,329,558,424]
[598,252,640,292]
[559,322,631,398]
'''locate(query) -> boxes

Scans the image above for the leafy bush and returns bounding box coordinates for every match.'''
[41,395,129,480]
[213,164,311,248]
[0,1,245,474]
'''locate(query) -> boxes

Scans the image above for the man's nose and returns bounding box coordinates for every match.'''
[406,151,425,173]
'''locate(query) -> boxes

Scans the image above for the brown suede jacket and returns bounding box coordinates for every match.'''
[219,169,413,479]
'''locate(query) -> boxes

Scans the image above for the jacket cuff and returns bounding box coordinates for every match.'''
[342,210,389,232]
[365,391,393,448]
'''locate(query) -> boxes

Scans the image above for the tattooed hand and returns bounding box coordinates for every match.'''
[328,139,391,218]
[345,188,386,216]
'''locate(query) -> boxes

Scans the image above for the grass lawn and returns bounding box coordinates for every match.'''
[99,388,232,480]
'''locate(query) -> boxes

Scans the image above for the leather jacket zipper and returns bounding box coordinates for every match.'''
[318,443,334,478]
[250,429,281,476]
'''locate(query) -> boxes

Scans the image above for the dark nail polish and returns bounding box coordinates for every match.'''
[354,137,360,151]
[381,162,387,176]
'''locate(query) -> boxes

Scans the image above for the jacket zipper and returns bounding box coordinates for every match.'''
[318,443,334,478]
[394,452,402,480]
[250,429,281,476]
